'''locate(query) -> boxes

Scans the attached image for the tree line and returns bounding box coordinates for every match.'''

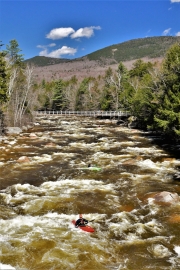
[0,39,180,140]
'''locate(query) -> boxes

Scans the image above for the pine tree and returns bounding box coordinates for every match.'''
[128,59,157,128]
[0,47,9,104]
[154,43,180,137]
[5,39,24,66]
[0,41,9,104]
[0,42,9,133]
[52,79,66,110]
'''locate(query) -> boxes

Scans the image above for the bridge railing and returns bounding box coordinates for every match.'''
[35,110,131,117]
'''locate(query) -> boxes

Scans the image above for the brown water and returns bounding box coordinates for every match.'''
[0,115,180,270]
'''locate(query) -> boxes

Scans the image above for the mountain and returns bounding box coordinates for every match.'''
[25,36,180,67]
[24,56,71,66]
[25,36,180,82]
[86,36,180,63]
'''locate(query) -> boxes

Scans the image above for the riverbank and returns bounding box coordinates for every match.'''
[143,131,180,159]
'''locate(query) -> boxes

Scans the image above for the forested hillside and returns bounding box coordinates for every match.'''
[24,36,180,83]
[25,36,180,67]
[24,56,70,67]
[87,36,180,62]
[0,38,180,142]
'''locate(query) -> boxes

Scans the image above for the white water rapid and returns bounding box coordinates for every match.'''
[0,115,180,269]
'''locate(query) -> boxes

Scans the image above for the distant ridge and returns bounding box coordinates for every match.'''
[86,36,180,62]
[25,36,180,68]
[24,56,71,67]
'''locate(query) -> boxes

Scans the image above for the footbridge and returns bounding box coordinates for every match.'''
[35,110,131,118]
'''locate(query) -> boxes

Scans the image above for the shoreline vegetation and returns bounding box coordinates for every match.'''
[0,37,180,144]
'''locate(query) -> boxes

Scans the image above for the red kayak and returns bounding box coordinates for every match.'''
[72,220,95,233]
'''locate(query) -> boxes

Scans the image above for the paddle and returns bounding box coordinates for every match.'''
[89,219,95,222]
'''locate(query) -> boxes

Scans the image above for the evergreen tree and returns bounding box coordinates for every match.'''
[101,67,116,110]
[0,42,9,104]
[76,77,94,110]
[52,79,66,110]
[129,59,153,78]
[129,59,158,128]
[154,43,180,137]
[5,39,24,66]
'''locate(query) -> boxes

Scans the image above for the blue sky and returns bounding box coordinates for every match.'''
[0,0,180,60]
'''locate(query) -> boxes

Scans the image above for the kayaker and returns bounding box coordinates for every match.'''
[75,214,88,227]
[88,163,97,168]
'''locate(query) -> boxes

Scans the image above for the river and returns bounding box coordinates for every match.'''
[0,115,180,270]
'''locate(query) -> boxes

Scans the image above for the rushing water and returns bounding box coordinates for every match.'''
[0,115,180,270]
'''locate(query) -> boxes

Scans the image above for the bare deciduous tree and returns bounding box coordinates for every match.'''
[6,64,39,126]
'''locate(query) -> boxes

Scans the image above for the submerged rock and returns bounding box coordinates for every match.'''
[0,205,17,219]
[122,156,142,165]
[168,214,180,223]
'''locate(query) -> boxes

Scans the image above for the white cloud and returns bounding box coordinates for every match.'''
[39,49,48,56]
[171,0,180,2]
[46,27,75,40]
[39,46,77,58]
[46,26,101,40]
[176,32,180,36]
[49,43,56,47]
[37,43,56,49]
[162,28,171,36]
[37,45,45,49]
[71,26,101,39]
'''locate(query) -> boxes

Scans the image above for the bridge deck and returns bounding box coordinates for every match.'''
[35,110,130,117]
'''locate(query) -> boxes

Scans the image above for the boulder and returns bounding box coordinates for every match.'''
[128,116,138,128]
[144,191,179,206]
[5,127,22,135]
[144,191,180,205]
[22,126,28,131]
[29,132,37,138]
[17,156,30,163]
[45,142,56,148]
[153,191,179,205]
[27,124,34,129]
